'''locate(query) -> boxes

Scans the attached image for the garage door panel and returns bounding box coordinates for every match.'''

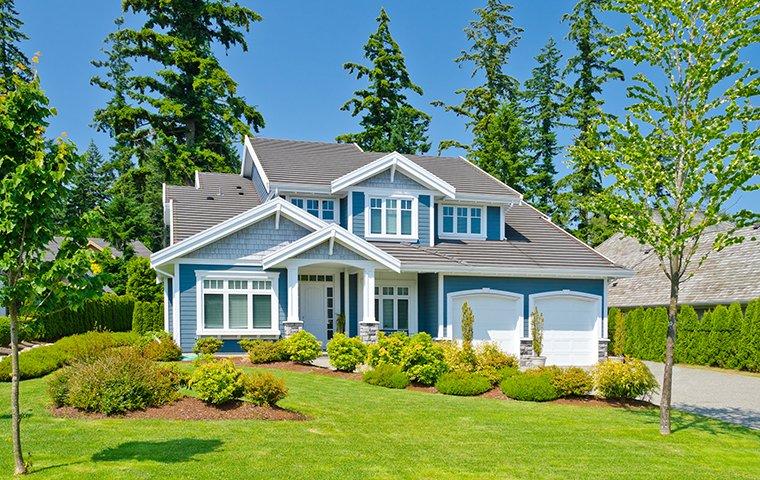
[534,294,599,366]
[451,293,521,356]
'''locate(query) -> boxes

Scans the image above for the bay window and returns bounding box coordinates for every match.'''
[197,274,279,334]
[366,196,416,239]
[440,204,484,237]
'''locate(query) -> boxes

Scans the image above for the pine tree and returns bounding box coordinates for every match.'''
[523,38,565,215]
[66,141,115,219]
[336,8,430,154]
[561,0,623,245]
[0,0,28,79]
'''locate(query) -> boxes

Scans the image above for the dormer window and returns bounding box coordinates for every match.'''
[290,197,336,222]
[366,195,417,240]
[440,204,485,238]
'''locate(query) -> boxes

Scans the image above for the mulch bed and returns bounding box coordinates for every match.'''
[554,396,655,409]
[235,358,363,381]
[51,397,307,421]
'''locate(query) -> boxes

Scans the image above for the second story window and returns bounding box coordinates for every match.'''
[441,205,483,237]
[290,197,336,222]
[367,196,416,239]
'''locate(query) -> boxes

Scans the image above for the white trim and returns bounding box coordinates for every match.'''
[347,192,354,232]
[163,277,170,331]
[176,258,264,266]
[403,264,634,279]
[603,278,609,339]
[244,135,270,192]
[446,288,524,354]
[362,267,376,323]
[168,199,174,245]
[437,203,487,240]
[428,196,435,247]
[500,205,506,240]
[287,195,339,223]
[527,290,603,340]
[364,194,418,241]
[194,170,200,189]
[151,198,326,268]
[269,182,332,195]
[374,280,418,334]
[172,264,180,344]
[331,151,456,198]
[437,273,445,338]
[261,224,401,272]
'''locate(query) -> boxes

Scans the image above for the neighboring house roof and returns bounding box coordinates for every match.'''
[596,224,760,308]
[45,237,151,261]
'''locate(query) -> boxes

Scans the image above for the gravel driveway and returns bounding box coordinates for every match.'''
[644,361,760,429]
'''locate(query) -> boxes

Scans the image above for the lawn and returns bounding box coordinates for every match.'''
[1,366,758,479]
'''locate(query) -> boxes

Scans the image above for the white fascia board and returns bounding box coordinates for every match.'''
[270,182,332,195]
[452,193,521,205]
[262,224,401,272]
[400,264,635,280]
[150,197,326,268]
[330,152,456,198]
[244,135,270,192]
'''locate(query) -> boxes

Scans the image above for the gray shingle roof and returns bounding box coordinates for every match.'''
[596,225,760,307]
[45,237,151,261]
[251,137,520,197]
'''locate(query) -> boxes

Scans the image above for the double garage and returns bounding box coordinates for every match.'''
[447,286,603,366]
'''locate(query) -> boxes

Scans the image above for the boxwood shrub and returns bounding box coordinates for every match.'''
[327,333,367,371]
[243,371,288,406]
[281,330,322,363]
[366,332,409,367]
[435,371,492,396]
[399,333,448,385]
[592,358,658,399]
[363,364,410,389]
[193,337,224,355]
[189,358,245,405]
[500,369,560,402]
[239,339,287,364]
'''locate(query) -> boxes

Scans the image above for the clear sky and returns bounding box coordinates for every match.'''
[17,1,758,212]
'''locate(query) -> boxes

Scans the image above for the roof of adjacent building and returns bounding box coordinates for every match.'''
[596,224,760,307]
[46,237,152,261]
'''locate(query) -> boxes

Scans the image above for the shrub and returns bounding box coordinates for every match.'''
[475,343,518,385]
[399,333,448,385]
[141,331,182,361]
[610,308,625,357]
[239,339,286,364]
[366,332,409,367]
[551,367,593,397]
[27,294,134,342]
[282,330,322,363]
[0,316,9,346]
[363,364,410,389]
[132,301,164,335]
[592,358,658,399]
[243,371,288,406]
[327,334,367,371]
[50,348,182,414]
[439,340,475,373]
[500,369,559,402]
[189,359,245,405]
[126,257,163,302]
[530,307,544,356]
[435,371,492,396]
[336,313,346,335]
[193,337,223,355]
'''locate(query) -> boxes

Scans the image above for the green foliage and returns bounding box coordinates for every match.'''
[551,367,593,397]
[475,343,518,385]
[399,333,448,385]
[131,301,163,335]
[739,299,760,372]
[126,257,162,303]
[326,334,367,372]
[189,359,245,405]
[366,331,409,367]
[242,371,288,406]
[336,8,430,154]
[0,316,8,346]
[530,307,544,356]
[439,340,475,373]
[609,307,625,356]
[281,330,322,363]
[28,294,134,342]
[500,369,560,402]
[461,302,475,347]
[362,364,410,389]
[193,337,223,355]
[48,347,182,414]
[435,371,492,396]
[592,358,658,399]
[0,0,29,79]
[140,331,182,362]
[336,313,346,335]
[66,141,114,219]
[239,339,287,364]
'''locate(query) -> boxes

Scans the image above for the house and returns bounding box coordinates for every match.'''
[596,224,760,314]
[150,137,632,366]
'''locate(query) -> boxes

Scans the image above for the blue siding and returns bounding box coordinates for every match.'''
[178,264,288,352]
[487,206,501,240]
[166,278,173,333]
[433,202,439,244]
[443,276,605,337]
[417,273,438,335]
[418,195,431,245]
[348,273,358,336]
[339,196,348,229]
[352,191,365,237]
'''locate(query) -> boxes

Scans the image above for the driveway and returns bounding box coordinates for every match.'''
[644,361,760,429]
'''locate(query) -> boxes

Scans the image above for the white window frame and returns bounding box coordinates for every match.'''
[288,196,338,223]
[374,281,417,332]
[364,194,418,241]
[438,203,487,239]
[195,270,280,336]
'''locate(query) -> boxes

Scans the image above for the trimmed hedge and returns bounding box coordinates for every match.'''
[609,299,760,372]
[28,294,135,342]
[132,301,163,335]
[435,371,491,396]
[363,364,410,389]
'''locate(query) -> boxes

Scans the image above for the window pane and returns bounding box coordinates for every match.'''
[443,206,454,233]
[401,210,412,235]
[386,199,397,235]
[229,294,248,329]
[374,299,379,322]
[471,217,481,234]
[371,207,382,234]
[322,200,335,220]
[382,299,394,329]
[457,207,468,233]
[291,198,303,208]
[203,294,223,329]
[306,199,319,217]
[397,299,409,330]
[252,295,272,329]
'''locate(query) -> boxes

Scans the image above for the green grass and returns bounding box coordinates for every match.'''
[1,366,758,479]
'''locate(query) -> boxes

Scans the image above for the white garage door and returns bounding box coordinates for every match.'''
[533,293,599,366]
[450,291,522,356]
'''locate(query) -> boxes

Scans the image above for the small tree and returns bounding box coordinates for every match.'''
[459,302,476,367]
[530,307,544,357]
[611,309,626,357]
[126,256,162,303]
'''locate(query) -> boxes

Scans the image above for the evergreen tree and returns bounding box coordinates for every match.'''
[561,0,623,245]
[523,38,565,216]
[66,141,114,219]
[0,0,28,79]
[337,8,430,154]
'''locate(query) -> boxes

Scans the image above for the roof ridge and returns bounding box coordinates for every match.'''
[254,136,362,150]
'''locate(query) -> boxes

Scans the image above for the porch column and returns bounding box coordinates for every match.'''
[359,266,379,343]
[283,267,303,338]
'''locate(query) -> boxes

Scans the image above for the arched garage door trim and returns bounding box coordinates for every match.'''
[446,289,524,355]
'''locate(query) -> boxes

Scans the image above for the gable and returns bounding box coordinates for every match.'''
[293,240,369,262]
[355,169,426,191]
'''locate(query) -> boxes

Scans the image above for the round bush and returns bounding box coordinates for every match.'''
[476,343,518,384]
[282,330,322,363]
[239,339,287,364]
[500,370,560,402]
[141,331,182,361]
[366,332,409,367]
[243,371,288,406]
[189,359,245,405]
[399,333,448,385]
[193,337,223,355]
[363,364,410,389]
[552,367,593,397]
[439,340,476,373]
[592,358,658,399]
[327,334,367,371]
[435,371,492,396]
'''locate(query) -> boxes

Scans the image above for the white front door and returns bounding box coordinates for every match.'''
[299,283,328,345]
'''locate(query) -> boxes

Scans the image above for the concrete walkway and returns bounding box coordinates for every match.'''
[644,361,760,429]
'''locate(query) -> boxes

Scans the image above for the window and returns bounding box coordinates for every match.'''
[374,285,410,331]
[366,197,416,238]
[440,205,484,236]
[199,276,278,333]
[290,197,338,222]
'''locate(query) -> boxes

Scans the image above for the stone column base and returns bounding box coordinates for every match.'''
[598,339,610,361]
[359,321,379,344]
[283,320,303,338]
[519,338,533,357]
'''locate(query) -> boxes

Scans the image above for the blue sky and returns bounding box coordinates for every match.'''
[17,1,758,212]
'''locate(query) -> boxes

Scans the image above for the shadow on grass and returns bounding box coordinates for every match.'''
[92,438,223,463]
[626,406,760,437]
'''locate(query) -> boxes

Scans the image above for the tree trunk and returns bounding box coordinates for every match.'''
[8,303,27,474]
[660,279,679,435]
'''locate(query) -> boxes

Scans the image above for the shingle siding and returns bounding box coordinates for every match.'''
[352,191,365,237]
[417,273,438,335]
[418,195,431,246]
[356,169,424,190]
[293,241,367,261]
